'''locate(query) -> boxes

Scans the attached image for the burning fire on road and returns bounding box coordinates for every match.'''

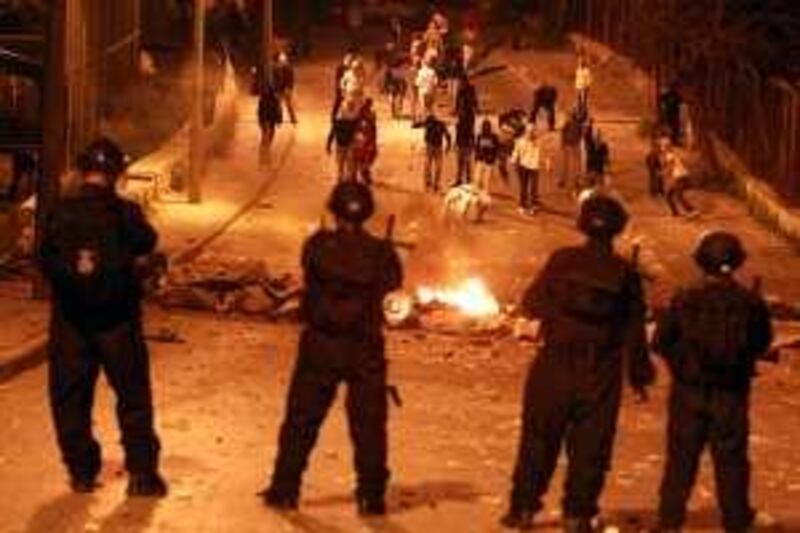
[415,277,501,318]
[384,277,505,333]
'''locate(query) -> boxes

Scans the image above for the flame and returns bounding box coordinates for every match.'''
[416,277,500,318]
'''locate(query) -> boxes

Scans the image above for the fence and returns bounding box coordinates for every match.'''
[571,0,800,199]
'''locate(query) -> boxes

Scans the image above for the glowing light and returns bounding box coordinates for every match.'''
[416,277,500,318]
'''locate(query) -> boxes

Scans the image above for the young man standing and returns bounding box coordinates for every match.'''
[474,119,500,196]
[511,125,543,215]
[414,112,452,193]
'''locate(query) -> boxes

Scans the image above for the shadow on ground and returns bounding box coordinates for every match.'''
[25,492,159,533]
[607,507,800,533]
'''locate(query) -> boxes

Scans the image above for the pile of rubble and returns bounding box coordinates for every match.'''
[154,254,302,319]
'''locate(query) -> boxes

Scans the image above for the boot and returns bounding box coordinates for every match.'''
[259,488,299,511]
[127,472,168,498]
[357,497,386,516]
[500,508,535,530]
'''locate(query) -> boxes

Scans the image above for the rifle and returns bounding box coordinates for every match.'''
[382,214,403,408]
[752,275,780,364]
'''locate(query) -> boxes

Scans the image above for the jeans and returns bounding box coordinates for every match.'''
[517,165,540,209]
[280,91,297,123]
[425,147,444,191]
[455,146,473,185]
[666,175,695,215]
[475,161,495,194]
[335,146,354,181]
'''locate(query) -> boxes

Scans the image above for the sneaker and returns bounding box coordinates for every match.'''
[260,488,299,511]
[500,508,535,530]
[70,476,98,494]
[357,498,386,516]
[684,210,700,219]
[517,207,528,215]
[127,472,168,498]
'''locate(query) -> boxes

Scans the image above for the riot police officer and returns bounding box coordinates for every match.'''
[502,194,654,532]
[654,231,773,533]
[261,181,403,515]
[38,138,167,496]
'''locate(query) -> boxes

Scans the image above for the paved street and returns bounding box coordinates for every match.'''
[2,25,800,533]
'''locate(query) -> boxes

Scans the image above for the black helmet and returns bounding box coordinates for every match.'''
[327,181,375,223]
[577,194,629,239]
[693,231,746,274]
[76,137,128,178]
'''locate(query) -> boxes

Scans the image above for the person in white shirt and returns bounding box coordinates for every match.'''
[511,125,543,215]
[661,146,698,218]
[415,56,438,121]
[575,55,592,117]
[341,59,366,107]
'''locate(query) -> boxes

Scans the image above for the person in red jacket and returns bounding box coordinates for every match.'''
[352,99,378,185]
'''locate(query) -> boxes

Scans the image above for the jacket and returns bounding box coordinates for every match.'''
[522,242,653,388]
[475,132,500,164]
[301,228,403,340]
[653,276,773,389]
[511,137,541,170]
[39,184,157,331]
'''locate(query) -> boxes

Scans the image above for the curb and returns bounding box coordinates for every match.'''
[710,136,800,249]
[0,332,47,384]
[169,132,297,266]
[0,116,297,383]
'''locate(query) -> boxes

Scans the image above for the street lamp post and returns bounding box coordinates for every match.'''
[188,0,205,204]
[263,0,273,87]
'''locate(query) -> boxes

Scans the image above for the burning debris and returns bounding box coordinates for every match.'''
[416,277,501,318]
[384,277,514,336]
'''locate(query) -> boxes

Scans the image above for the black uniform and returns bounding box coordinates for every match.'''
[266,226,403,508]
[39,183,161,486]
[653,275,772,532]
[507,226,652,522]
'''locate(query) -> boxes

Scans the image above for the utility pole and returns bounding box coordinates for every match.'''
[262,0,273,87]
[34,0,67,298]
[188,0,205,204]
